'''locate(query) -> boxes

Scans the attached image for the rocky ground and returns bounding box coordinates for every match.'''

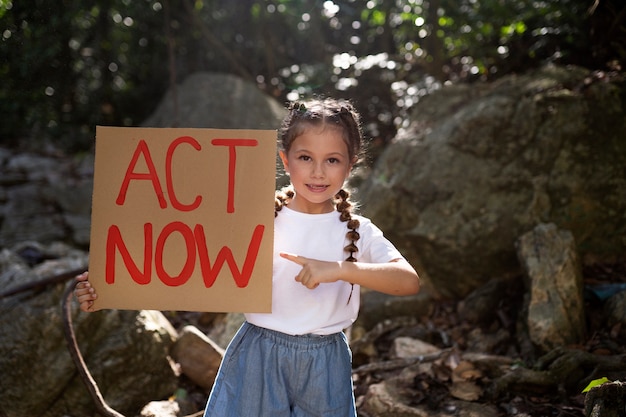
[162,261,626,417]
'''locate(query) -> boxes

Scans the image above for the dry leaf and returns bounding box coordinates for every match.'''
[449,380,483,401]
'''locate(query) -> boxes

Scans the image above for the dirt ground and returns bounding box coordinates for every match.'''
[165,261,626,417]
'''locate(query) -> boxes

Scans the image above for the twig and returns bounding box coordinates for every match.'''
[0,267,86,299]
[62,281,126,417]
[353,348,453,375]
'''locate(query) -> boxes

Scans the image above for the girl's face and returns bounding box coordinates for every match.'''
[279,126,353,214]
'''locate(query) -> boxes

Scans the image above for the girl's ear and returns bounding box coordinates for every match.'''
[279,150,289,174]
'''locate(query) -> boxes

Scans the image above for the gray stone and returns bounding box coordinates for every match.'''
[358,65,626,298]
[0,250,180,417]
[171,325,224,391]
[142,72,286,130]
[516,223,586,352]
[604,290,626,328]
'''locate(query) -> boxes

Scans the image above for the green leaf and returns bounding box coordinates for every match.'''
[582,377,610,393]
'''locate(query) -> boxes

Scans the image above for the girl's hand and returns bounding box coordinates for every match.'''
[74,271,97,312]
[280,252,343,289]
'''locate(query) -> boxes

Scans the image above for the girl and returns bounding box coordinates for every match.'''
[75,97,420,417]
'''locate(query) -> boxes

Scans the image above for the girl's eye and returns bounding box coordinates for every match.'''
[299,155,311,161]
[328,158,340,164]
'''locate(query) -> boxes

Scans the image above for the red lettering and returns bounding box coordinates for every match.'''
[154,221,196,286]
[166,136,202,212]
[211,139,258,213]
[104,222,265,289]
[116,139,167,208]
[194,224,265,288]
[106,224,152,284]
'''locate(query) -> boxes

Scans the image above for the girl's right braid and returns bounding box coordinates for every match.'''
[276,98,364,303]
[274,185,294,217]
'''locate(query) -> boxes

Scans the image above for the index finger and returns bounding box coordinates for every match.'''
[279,252,307,265]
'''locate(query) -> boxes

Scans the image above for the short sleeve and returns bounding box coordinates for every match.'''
[354,215,404,264]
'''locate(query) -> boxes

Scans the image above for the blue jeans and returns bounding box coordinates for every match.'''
[203,322,357,417]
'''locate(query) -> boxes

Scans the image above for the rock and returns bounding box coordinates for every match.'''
[0,246,180,417]
[1,182,70,244]
[604,290,626,334]
[361,379,500,417]
[516,223,586,352]
[356,290,432,331]
[457,276,522,325]
[140,400,180,417]
[142,72,286,130]
[0,150,94,249]
[171,325,225,391]
[584,380,626,417]
[206,312,246,349]
[358,65,626,298]
[362,381,429,417]
[390,337,439,358]
[466,327,512,354]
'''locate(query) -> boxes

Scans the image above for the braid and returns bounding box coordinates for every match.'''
[276,97,364,303]
[275,186,360,263]
[335,188,360,304]
[274,185,295,217]
[335,188,360,262]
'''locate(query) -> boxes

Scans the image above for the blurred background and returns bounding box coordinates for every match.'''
[1,0,623,154]
[2,3,626,416]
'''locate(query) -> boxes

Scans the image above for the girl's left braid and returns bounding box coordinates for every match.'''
[277,98,364,302]
[335,188,360,304]
[335,188,360,262]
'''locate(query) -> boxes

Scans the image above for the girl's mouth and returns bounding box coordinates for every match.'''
[306,184,329,192]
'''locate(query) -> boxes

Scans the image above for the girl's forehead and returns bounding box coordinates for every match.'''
[290,127,349,153]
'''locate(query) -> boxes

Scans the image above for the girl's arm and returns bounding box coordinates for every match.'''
[280,252,420,296]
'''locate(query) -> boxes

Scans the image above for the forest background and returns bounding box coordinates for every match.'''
[1,0,624,155]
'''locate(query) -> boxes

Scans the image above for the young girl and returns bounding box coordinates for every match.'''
[75,97,420,417]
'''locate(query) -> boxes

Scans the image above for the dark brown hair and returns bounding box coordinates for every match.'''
[275,98,363,270]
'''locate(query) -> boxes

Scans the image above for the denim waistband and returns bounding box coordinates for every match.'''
[245,322,344,349]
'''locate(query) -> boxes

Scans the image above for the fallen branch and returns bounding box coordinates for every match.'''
[353,348,453,376]
[62,280,126,417]
[488,347,626,399]
[0,267,85,299]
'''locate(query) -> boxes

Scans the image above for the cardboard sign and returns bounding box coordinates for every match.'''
[88,127,276,312]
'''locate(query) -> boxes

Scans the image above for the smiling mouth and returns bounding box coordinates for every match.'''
[306,184,329,192]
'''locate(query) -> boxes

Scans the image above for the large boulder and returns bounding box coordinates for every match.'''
[142,71,286,130]
[0,244,179,417]
[359,65,626,298]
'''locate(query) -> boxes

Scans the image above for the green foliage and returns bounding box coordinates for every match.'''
[0,0,168,149]
[0,0,622,151]
[582,377,611,393]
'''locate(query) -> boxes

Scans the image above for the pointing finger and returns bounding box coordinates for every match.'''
[279,252,308,265]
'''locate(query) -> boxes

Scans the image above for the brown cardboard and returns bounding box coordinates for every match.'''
[88,127,276,312]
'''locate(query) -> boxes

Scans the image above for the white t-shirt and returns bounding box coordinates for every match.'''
[245,206,404,335]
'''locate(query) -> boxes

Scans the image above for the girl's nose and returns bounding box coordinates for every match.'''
[311,162,325,177]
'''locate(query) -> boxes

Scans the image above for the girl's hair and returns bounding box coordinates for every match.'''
[275,97,363,266]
